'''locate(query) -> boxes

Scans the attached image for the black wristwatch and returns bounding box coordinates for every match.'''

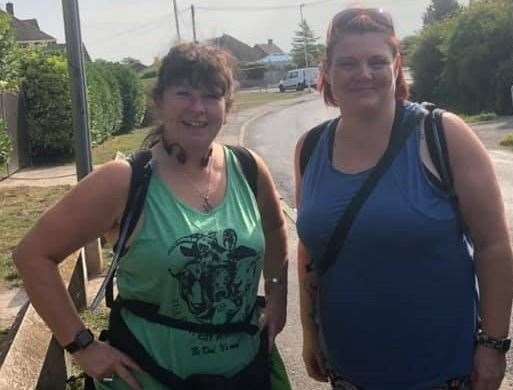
[476,330,511,353]
[64,328,95,354]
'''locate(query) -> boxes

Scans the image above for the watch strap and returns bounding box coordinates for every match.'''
[64,328,94,353]
[476,331,511,353]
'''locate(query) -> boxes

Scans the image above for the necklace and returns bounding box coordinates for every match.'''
[180,155,214,213]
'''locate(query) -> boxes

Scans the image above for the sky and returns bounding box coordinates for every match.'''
[3,0,469,65]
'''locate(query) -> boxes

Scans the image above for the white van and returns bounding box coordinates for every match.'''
[279,67,319,92]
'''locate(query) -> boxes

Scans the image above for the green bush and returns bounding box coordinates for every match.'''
[140,70,157,79]
[442,1,513,114]
[21,51,74,160]
[409,18,455,106]
[409,0,513,115]
[20,53,146,160]
[500,133,513,147]
[0,119,12,163]
[0,12,20,92]
[86,62,122,144]
[110,64,146,133]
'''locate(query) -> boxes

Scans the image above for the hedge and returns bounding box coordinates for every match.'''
[87,62,122,144]
[21,53,145,160]
[0,12,20,92]
[21,52,74,159]
[109,63,145,134]
[0,119,11,163]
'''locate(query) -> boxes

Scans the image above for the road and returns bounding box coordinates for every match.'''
[245,93,513,388]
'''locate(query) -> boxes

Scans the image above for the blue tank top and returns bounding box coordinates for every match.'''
[297,102,477,389]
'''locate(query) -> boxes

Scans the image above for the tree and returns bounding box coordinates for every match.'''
[121,57,146,73]
[290,19,324,68]
[0,12,20,92]
[423,0,461,27]
[441,0,513,113]
[409,20,455,103]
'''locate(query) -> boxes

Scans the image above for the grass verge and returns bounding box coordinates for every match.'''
[92,128,150,165]
[0,186,71,284]
[500,133,513,149]
[460,112,498,124]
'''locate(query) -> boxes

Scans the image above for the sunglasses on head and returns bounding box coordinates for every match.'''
[331,8,395,33]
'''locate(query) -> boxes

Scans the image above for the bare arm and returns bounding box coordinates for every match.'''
[250,151,288,345]
[443,113,513,338]
[294,134,328,381]
[294,133,319,335]
[443,113,513,388]
[12,161,142,388]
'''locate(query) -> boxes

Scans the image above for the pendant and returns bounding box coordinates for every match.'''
[202,197,213,213]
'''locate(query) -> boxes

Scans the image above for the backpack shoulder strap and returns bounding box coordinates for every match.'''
[299,118,339,176]
[421,102,453,194]
[106,149,153,308]
[225,145,258,198]
[422,102,471,239]
[113,149,153,255]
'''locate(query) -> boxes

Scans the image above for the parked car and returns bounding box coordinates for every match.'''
[279,67,319,92]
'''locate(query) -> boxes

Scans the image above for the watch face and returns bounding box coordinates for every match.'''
[76,329,94,347]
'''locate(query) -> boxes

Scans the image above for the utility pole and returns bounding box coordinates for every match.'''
[191,4,197,43]
[172,0,181,41]
[61,0,103,276]
[299,3,311,91]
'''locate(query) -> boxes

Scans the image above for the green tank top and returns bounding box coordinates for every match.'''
[97,147,265,389]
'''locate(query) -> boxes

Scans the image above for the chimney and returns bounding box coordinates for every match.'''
[6,2,14,16]
[268,39,273,46]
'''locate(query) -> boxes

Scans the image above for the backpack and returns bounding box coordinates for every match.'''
[91,145,258,309]
[298,103,469,237]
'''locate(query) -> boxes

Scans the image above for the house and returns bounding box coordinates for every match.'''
[2,2,57,48]
[254,39,291,65]
[254,39,283,58]
[2,3,91,61]
[206,34,262,64]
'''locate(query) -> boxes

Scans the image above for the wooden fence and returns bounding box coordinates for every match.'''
[0,251,86,389]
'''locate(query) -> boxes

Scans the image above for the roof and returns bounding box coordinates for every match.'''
[20,18,39,30]
[206,34,261,63]
[0,11,56,43]
[254,42,283,56]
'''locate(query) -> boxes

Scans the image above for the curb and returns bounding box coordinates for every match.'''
[236,94,318,225]
[238,94,319,146]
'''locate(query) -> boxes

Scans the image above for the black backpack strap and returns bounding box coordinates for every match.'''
[113,150,154,255]
[422,102,454,194]
[299,118,340,176]
[226,145,258,198]
[105,150,153,308]
[422,103,471,239]
[117,296,263,335]
[315,105,409,276]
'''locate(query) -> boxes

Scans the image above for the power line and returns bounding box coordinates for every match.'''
[88,15,170,46]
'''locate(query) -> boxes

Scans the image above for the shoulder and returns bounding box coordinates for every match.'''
[74,159,133,216]
[88,159,132,192]
[294,119,334,174]
[440,111,486,156]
